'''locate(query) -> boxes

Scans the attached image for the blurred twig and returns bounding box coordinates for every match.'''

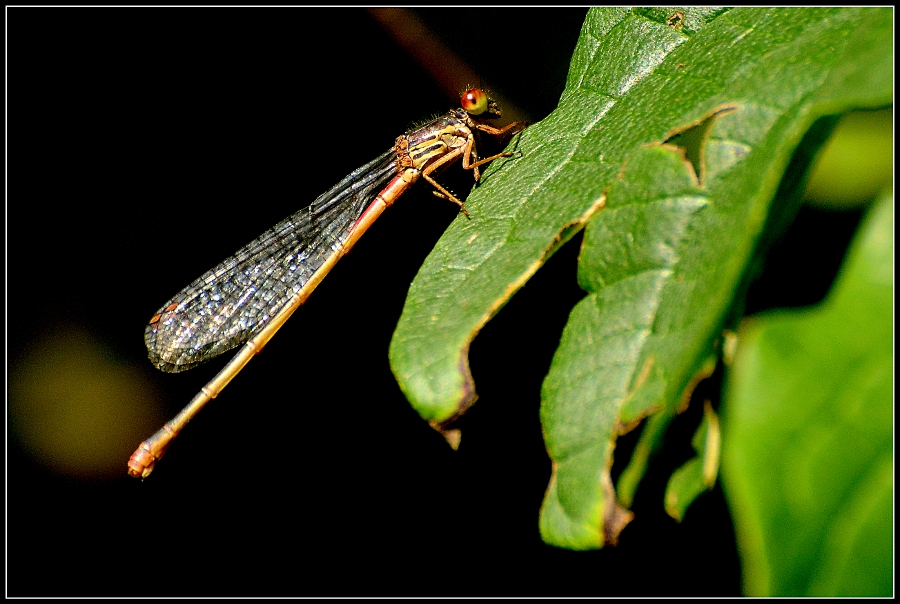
[368,8,531,124]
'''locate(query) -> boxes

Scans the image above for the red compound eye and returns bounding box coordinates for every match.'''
[461,88,488,115]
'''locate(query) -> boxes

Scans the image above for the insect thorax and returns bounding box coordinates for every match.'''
[401,112,473,172]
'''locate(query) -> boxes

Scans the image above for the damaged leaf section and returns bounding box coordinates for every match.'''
[392,6,891,553]
[665,401,721,522]
[616,355,717,508]
[634,6,731,36]
[429,194,607,443]
[666,11,685,30]
[390,6,721,441]
[662,106,738,186]
[540,144,709,549]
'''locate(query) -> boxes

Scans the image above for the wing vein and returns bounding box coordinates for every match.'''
[145,148,398,372]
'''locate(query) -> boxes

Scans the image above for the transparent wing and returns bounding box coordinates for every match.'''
[145,148,398,372]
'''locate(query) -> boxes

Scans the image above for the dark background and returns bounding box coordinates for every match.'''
[9,8,865,597]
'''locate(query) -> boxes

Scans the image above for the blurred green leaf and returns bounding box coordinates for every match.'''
[804,109,893,209]
[722,193,893,596]
[389,7,892,550]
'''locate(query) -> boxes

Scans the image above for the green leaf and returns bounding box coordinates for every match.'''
[665,402,721,522]
[721,193,893,596]
[389,7,892,550]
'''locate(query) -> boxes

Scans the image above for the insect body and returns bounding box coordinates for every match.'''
[129,88,525,478]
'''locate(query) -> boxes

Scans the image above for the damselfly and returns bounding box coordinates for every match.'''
[129,88,525,478]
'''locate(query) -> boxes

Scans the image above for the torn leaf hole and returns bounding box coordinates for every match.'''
[666,11,685,29]
[663,105,737,186]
